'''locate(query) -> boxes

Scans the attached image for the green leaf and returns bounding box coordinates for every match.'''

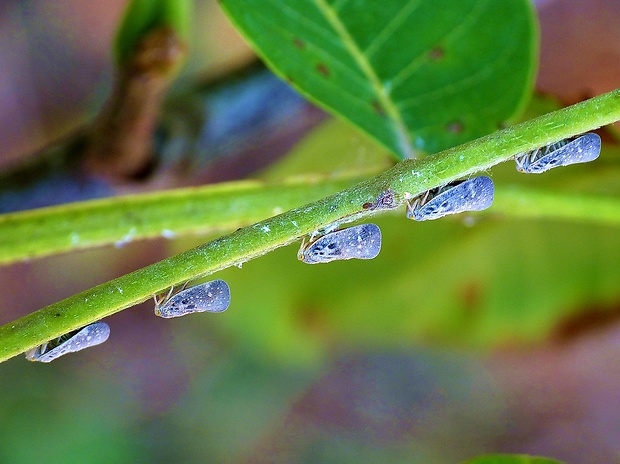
[219,0,538,159]
[114,0,192,65]
[463,454,564,464]
[260,117,394,180]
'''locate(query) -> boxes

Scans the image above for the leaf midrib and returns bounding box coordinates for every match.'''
[313,0,413,158]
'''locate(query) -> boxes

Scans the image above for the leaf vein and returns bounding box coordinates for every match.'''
[390,0,491,91]
[397,47,512,110]
[363,0,423,59]
[313,0,414,158]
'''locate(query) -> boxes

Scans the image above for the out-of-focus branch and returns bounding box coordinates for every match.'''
[0,45,324,213]
[83,26,187,179]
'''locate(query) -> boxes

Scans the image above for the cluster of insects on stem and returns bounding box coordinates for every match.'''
[25,133,601,363]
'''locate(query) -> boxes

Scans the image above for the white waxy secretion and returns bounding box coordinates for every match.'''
[298,223,382,264]
[406,176,494,221]
[25,322,110,363]
[515,133,601,174]
[154,279,231,318]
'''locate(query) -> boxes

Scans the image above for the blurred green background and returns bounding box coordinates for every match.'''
[1,1,619,463]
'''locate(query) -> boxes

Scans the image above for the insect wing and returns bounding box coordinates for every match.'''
[26,322,110,363]
[411,176,494,221]
[301,223,382,264]
[156,279,231,318]
[518,133,601,174]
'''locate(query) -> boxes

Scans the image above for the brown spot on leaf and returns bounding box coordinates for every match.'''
[428,46,445,61]
[295,304,329,338]
[446,121,464,133]
[293,38,306,49]
[316,63,330,77]
[371,100,385,116]
[458,282,483,314]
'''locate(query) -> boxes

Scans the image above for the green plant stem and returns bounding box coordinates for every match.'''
[493,185,620,225]
[0,174,369,264]
[1,89,619,363]
[2,169,620,266]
